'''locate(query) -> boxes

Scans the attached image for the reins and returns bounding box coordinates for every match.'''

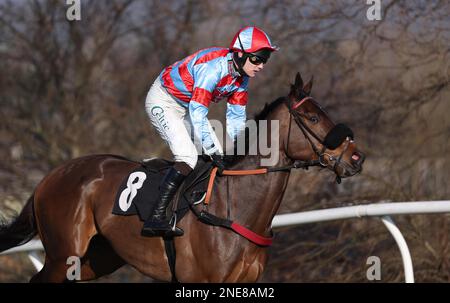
[191,95,348,247]
[205,159,321,205]
[196,160,320,247]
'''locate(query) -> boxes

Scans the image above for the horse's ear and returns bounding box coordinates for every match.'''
[303,76,314,96]
[294,72,303,89]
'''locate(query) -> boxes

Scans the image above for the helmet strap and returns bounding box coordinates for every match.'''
[233,35,249,77]
[237,35,247,55]
[232,52,248,77]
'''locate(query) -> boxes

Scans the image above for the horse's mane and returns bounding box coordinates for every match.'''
[225,96,287,166]
[254,97,287,122]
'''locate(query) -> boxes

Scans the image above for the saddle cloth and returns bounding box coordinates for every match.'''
[112,157,213,222]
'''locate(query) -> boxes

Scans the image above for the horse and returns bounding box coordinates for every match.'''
[0,72,365,282]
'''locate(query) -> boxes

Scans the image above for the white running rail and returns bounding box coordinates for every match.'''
[2,200,450,282]
[271,200,450,283]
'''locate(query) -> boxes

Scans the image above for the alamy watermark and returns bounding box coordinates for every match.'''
[149,105,281,166]
[65,1,382,22]
[205,119,280,167]
[366,0,382,21]
[66,256,81,281]
[66,0,81,21]
[366,256,381,281]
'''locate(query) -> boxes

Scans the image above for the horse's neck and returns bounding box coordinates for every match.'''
[228,151,292,235]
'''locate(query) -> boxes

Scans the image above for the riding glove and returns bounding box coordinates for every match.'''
[210,153,226,174]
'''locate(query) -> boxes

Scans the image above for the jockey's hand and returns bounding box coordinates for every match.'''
[210,153,226,174]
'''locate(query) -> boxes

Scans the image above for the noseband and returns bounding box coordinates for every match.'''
[285,96,353,184]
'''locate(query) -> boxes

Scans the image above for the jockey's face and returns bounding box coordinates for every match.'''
[238,52,265,77]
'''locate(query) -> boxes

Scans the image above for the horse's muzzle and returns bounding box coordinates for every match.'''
[339,150,365,178]
[349,150,365,175]
[351,151,365,169]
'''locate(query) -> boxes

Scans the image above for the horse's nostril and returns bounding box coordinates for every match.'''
[351,151,365,166]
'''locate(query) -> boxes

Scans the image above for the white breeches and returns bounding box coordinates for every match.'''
[145,78,222,169]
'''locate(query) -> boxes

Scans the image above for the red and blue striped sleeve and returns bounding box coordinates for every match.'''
[189,63,221,154]
[226,77,248,141]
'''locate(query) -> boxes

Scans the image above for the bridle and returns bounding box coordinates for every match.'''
[285,96,353,184]
[178,94,361,251]
[188,95,358,247]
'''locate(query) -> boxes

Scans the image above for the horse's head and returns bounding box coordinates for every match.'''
[283,72,365,181]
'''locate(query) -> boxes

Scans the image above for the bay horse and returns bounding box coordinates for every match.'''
[0,73,364,282]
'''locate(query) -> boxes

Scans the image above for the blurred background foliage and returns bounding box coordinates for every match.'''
[0,0,449,282]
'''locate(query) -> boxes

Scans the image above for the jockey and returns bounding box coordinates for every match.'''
[142,26,279,237]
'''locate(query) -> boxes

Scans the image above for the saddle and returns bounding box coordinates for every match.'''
[112,156,213,224]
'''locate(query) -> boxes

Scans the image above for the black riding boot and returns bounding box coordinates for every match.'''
[141,167,186,237]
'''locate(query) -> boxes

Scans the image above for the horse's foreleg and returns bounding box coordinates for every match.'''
[77,235,125,281]
[30,258,71,283]
[30,238,125,283]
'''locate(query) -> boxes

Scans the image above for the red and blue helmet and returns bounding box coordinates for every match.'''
[230,26,279,53]
[229,26,279,76]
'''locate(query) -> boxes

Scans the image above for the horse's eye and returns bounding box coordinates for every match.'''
[310,116,319,123]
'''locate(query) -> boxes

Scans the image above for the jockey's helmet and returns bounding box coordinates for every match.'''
[230,26,279,75]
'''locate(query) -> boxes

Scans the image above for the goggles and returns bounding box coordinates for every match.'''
[237,35,272,66]
[248,55,267,65]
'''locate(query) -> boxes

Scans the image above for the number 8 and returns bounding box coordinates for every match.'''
[119,172,147,212]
